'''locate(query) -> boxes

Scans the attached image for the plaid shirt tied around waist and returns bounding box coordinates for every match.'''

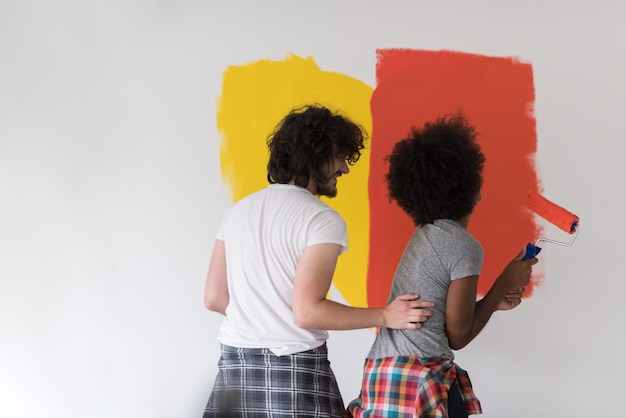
[346,356,482,418]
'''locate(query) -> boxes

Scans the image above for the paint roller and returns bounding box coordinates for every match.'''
[523,192,579,260]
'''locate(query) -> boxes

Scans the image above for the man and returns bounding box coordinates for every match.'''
[203,105,435,417]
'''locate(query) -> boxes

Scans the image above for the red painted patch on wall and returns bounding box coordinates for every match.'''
[367,49,541,308]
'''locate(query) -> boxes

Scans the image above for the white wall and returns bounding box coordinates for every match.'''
[1,1,624,417]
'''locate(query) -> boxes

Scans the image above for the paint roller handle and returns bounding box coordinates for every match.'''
[523,242,541,260]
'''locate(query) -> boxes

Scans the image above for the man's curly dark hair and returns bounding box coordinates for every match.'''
[386,113,485,226]
[266,105,366,188]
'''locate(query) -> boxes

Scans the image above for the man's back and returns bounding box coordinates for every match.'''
[217,183,347,356]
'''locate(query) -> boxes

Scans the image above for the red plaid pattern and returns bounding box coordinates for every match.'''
[345,356,482,417]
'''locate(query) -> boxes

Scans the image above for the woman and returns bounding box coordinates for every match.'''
[346,113,538,417]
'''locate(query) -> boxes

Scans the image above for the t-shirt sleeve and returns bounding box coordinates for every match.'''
[306,210,348,254]
[215,209,230,241]
[449,233,484,280]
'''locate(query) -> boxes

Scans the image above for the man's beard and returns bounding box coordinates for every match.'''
[315,175,338,198]
[317,184,337,198]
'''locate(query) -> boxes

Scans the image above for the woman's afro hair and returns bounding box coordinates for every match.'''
[386,113,485,226]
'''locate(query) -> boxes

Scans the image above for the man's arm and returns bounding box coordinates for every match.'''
[292,243,434,330]
[204,239,229,315]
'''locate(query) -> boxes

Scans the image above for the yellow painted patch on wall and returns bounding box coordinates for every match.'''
[217,54,373,307]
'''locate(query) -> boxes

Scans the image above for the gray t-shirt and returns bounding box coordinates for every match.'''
[367,219,484,361]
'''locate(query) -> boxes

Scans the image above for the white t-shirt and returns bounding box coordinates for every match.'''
[216,184,348,356]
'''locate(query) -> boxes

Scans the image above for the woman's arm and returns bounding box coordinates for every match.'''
[292,243,435,330]
[445,249,538,349]
[204,239,229,315]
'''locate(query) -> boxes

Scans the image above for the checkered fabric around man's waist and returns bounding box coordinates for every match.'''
[204,343,344,418]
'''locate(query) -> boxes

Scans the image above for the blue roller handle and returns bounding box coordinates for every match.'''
[523,242,541,260]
